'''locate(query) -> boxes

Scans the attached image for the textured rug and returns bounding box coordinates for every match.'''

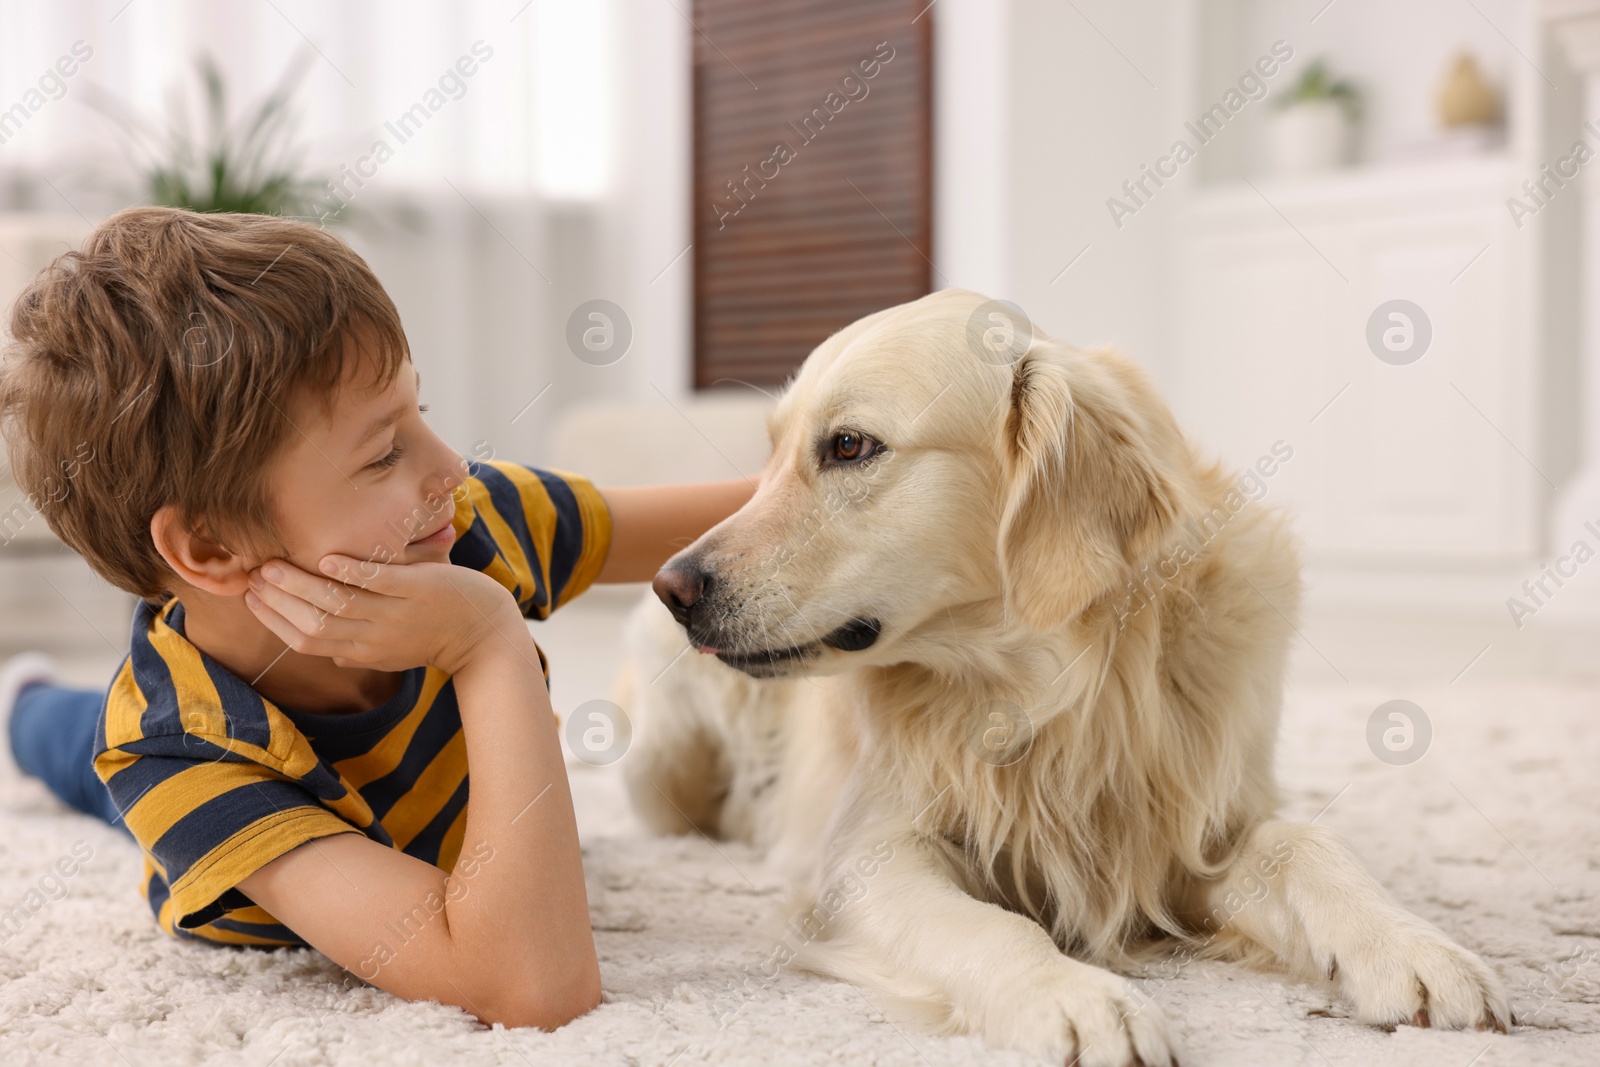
[1,657,1597,1065]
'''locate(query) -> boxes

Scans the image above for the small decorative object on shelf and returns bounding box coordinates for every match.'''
[1415,49,1506,159]
[1437,51,1501,128]
[1268,58,1361,176]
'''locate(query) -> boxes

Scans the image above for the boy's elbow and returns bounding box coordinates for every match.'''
[477,962,603,1030]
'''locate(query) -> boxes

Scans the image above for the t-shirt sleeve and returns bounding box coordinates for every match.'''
[448,460,614,619]
[96,735,363,932]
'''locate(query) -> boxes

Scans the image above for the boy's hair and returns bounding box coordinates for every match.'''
[0,207,408,605]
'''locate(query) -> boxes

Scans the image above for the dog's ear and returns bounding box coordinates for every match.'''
[997,343,1185,630]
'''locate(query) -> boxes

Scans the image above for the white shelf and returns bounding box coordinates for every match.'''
[1190,154,1516,209]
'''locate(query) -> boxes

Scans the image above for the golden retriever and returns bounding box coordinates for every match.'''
[616,288,1510,1065]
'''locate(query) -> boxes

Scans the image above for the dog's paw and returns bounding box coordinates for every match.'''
[1329,916,1511,1033]
[980,958,1178,1067]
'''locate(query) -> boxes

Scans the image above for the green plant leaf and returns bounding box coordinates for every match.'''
[83,47,327,217]
[1274,56,1362,116]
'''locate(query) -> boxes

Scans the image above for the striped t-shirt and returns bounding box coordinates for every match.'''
[93,461,611,947]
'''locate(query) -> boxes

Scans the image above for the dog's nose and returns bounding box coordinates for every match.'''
[653,562,709,626]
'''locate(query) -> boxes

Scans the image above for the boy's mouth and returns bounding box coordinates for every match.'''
[408,519,455,548]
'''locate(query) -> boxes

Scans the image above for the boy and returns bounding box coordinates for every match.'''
[0,207,754,1028]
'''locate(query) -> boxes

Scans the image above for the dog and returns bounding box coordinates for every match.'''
[616,289,1511,1065]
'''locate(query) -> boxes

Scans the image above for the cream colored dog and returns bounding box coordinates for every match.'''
[617,289,1510,1066]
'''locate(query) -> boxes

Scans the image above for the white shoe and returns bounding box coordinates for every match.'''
[0,651,61,780]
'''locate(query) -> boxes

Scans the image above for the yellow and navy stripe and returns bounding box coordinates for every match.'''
[94,463,611,947]
[450,461,612,622]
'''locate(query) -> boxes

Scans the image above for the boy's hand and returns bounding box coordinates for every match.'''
[245,555,525,675]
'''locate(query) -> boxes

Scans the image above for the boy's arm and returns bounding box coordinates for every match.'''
[594,478,757,584]
[237,628,598,1028]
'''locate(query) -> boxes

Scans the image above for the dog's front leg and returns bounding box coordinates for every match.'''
[800,827,1177,1067]
[1193,819,1511,1031]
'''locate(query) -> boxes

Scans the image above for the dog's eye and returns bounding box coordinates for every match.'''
[829,430,877,464]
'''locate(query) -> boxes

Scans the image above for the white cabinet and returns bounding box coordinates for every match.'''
[1169,160,1544,565]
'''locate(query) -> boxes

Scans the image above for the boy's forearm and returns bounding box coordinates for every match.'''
[443,631,600,1025]
[230,601,596,1029]
[595,478,757,583]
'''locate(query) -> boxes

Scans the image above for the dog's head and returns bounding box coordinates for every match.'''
[654,289,1191,679]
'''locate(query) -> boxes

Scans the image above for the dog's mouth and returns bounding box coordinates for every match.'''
[693,616,882,677]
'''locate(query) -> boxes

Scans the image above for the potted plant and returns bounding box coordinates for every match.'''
[1268,59,1361,175]
[84,51,327,216]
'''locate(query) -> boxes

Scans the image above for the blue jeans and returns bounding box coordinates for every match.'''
[8,683,132,836]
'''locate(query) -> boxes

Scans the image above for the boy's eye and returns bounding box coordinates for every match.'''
[365,405,428,473]
[368,444,406,472]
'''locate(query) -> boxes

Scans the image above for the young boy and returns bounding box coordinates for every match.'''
[0,207,753,1029]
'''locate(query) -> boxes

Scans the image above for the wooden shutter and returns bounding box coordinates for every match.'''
[691,0,933,389]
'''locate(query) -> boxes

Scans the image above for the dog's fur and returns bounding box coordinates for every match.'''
[617,289,1510,1065]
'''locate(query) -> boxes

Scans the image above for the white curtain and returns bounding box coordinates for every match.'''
[0,0,616,198]
[0,0,699,469]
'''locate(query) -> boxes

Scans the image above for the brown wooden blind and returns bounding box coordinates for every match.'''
[691,0,933,389]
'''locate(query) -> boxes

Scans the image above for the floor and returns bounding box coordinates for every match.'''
[0,559,1597,1066]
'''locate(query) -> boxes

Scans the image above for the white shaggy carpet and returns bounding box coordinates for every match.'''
[2,601,1598,1066]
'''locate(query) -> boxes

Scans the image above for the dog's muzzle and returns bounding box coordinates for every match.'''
[653,560,881,662]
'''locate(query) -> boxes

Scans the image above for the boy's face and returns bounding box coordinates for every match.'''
[261,345,467,578]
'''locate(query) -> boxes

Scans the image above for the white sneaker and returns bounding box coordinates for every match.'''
[0,651,61,779]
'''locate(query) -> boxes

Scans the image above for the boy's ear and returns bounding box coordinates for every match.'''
[150,505,253,596]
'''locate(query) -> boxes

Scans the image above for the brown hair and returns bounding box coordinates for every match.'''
[0,207,408,604]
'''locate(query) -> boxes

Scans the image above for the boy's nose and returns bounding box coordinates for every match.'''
[653,562,708,626]
[427,452,471,500]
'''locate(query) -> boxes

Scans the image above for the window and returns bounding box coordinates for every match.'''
[691,0,934,389]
